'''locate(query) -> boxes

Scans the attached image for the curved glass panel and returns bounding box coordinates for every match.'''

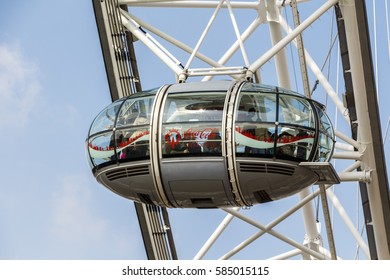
[312,103,334,162]
[314,133,334,162]
[315,104,334,138]
[235,88,319,162]
[235,90,277,158]
[88,132,115,166]
[278,95,315,128]
[235,90,278,157]
[236,91,277,123]
[162,124,222,157]
[162,93,225,123]
[235,123,275,157]
[161,92,224,157]
[90,100,123,135]
[240,83,278,94]
[116,96,155,127]
[116,127,150,160]
[87,83,336,170]
[85,141,95,170]
[275,125,315,161]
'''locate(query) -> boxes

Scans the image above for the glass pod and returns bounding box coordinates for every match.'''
[86,81,335,208]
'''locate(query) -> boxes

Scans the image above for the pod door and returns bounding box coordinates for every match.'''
[156,83,237,208]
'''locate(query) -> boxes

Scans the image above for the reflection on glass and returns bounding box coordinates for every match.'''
[117,96,154,127]
[295,129,315,161]
[86,142,95,170]
[88,132,115,166]
[161,92,224,158]
[315,104,334,138]
[236,92,277,123]
[162,93,225,123]
[313,104,334,162]
[275,126,315,161]
[278,95,314,128]
[162,124,222,157]
[116,128,150,160]
[90,100,123,135]
[235,123,316,161]
[235,88,320,162]
[86,83,336,168]
[314,133,333,162]
[235,123,274,157]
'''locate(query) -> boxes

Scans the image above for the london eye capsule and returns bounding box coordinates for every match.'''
[86,81,336,208]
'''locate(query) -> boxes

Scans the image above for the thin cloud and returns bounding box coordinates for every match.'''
[0,43,42,128]
[48,174,116,259]
[49,174,108,245]
[47,174,143,259]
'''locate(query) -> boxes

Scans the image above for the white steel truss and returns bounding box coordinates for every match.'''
[96,0,390,259]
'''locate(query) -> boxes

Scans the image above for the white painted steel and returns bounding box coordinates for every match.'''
[339,0,390,259]
[265,0,322,258]
[124,12,226,70]
[223,207,328,259]
[98,3,126,98]
[194,207,240,260]
[335,130,360,149]
[326,189,370,257]
[278,15,350,124]
[332,151,363,160]
[184,0,225,70]
[120,11,184,78]
[338,171,371,182]
[266,0,291,88]
[101,0,387,260]
[268,249,302,260]
[119,0,259,9]
[247,0,339,76]
[202,15,265,81]
[226,0,251,66]
[335,142,354,151]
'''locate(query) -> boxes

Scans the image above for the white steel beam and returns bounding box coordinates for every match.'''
[343,160,362,173]
[119,0,259,9]
[122,8,262,81]
[217,184,328,259]
[264,0,323,258]
[326,189,370,258]
[227,0,251,66]
[291,0,311,98]
[335,130,360,149]
[278,15,350,124]
[332,151,363,160]
[124,12,227,70]
[202,14,265,81]
[120,11,185,79]
[268,249,302,260]
[339,0,390,259]
[218,226,268,259]
[266,0,291,88]
[247,0,339,77]
[184,0,225,70]
[338,171,371,182]
[194,207,240,260]
[198,159,368,259]
[220,182,335,259]
[335,141,354,151]
[222,208,328,259]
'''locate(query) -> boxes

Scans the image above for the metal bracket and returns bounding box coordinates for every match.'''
[299,162,341,185]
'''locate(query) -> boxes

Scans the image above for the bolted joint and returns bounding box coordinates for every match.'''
[245,69,254,82]
[177,72,187,83]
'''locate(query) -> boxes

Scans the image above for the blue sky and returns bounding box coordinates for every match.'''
[0,0,389,260]
[0,0,144,259]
